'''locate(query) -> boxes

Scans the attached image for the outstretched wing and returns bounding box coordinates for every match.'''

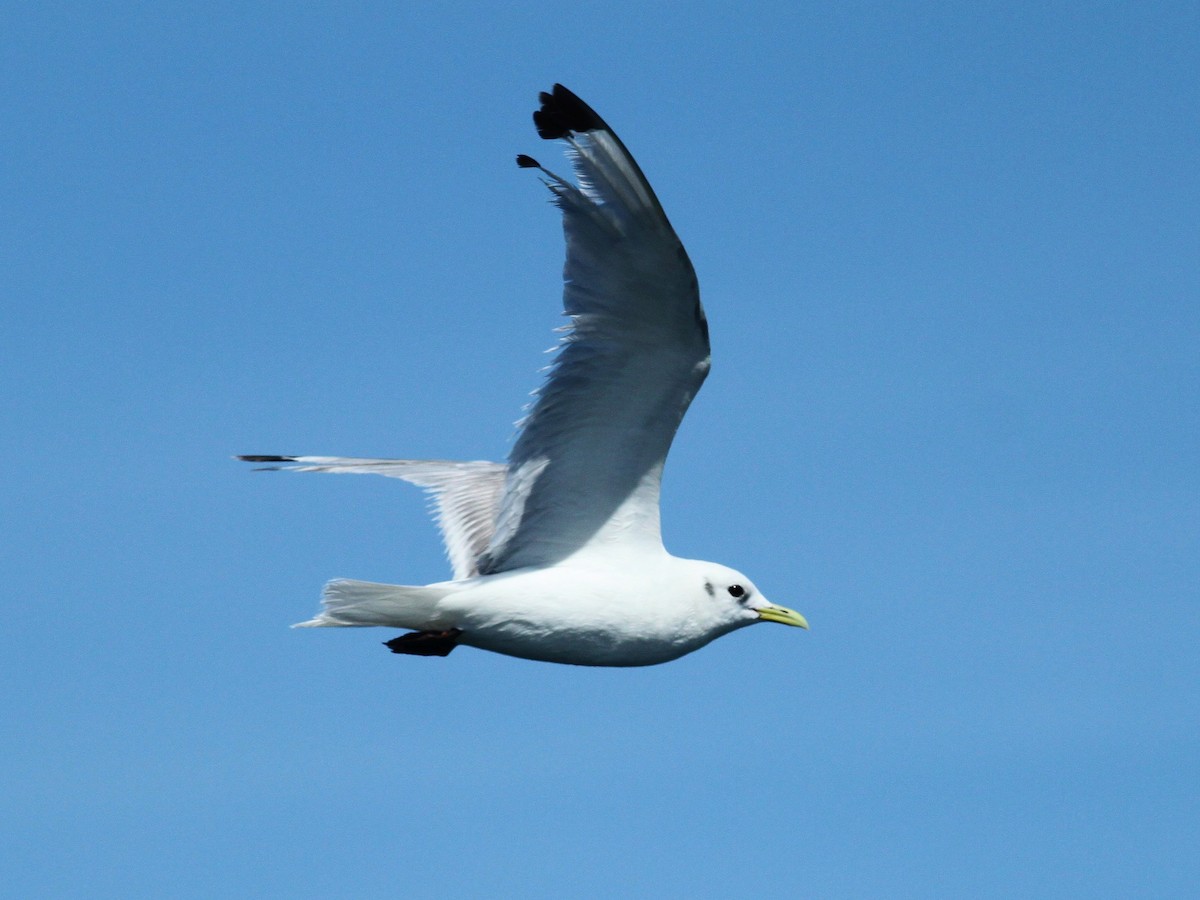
[238,455,506,580]
[480,85,710,574]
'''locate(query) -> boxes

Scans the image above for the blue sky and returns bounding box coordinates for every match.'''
[3,2,1197,897]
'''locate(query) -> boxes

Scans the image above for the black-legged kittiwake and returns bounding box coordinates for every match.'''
[240,84,808,666]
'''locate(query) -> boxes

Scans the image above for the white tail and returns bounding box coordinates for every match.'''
[294,579,454,629]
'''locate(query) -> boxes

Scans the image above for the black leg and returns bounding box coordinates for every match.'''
[383,629,464,657]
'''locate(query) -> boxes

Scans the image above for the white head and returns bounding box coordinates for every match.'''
[678,559,809,637]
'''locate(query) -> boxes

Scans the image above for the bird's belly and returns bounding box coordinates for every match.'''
[442,581,710,667]
[461,620,703,667]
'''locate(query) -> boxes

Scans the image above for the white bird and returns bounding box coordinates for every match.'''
[240,84,808,666]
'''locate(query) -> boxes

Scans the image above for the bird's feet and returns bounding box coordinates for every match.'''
[384,629,464,657]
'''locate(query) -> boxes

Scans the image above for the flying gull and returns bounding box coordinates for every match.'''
[240,84,808,666]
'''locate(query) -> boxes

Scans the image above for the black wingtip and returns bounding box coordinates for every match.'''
[237,455,297,463]
[532,83,607,140]
[515,154,540,169]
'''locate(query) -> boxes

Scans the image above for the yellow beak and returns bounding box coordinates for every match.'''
[755,604,809,629]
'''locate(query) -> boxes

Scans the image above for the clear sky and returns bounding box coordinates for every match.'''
[3,2,1197,897]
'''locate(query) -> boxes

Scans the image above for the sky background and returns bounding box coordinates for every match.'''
[3,2,1197,897]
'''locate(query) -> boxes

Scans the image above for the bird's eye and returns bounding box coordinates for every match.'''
[727,584,746,599]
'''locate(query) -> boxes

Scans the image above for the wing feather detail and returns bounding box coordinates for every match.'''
[481,85,710,573]
[238,456,506,580]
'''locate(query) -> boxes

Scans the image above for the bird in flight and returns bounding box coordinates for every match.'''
[240,84,808,666]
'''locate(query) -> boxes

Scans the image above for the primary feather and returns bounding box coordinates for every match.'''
[481,85,711,573]
[243,85,710,581]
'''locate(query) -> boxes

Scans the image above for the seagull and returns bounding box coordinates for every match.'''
[240,84,808,666]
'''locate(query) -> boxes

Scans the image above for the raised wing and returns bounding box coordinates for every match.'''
[479,85,711,574]
[238,455,506,580]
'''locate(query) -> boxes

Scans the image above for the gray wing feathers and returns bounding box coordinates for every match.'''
[482,86,710,573]
[238,87,708,581]
[244,456,506,580]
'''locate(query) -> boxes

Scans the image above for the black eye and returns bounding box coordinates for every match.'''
[727,584,746,599]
